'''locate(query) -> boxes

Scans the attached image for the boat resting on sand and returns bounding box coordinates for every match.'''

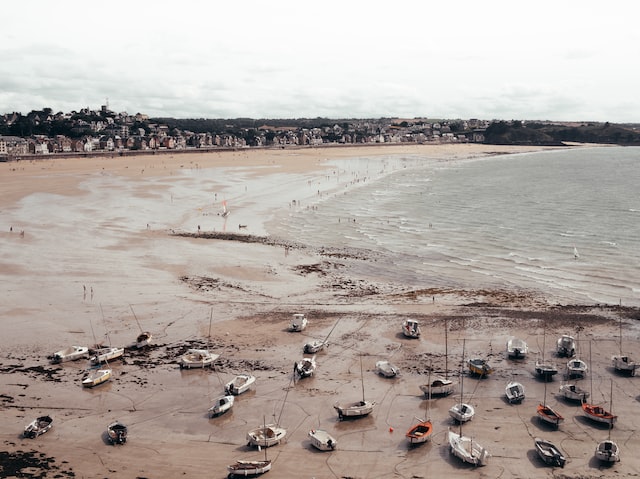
[227,459,271,477]
[612,355,638,376]
[419,377,455,397]
[406,418,433,445]
[209,395,234,417]
[225,374,256,395]
[535,437,566,467]
[468,358,493,377]
[179,349,219,369]
[506,338,529,359]
[448,428,490,466]
[308,429,337,451]
[402,319,421,338]
[505,381,525,404]
[135,331,152,348]
[334,400,375,420]
[294,357,316,378]
[449,402,475,423]
[567,358,588,378]
[556,335,576,357]
[595,439,620,463]
[375,360,399,378]
[289,313,307,332]
[24,415,53,438]
[582,402,617,426]
[537,403,564,427]
[535,358,558,380]
[303,339,327,354]
[50,345,89,363]
[559,383,590,402]
[82,368,112,388]
[107,421,128,445]
[90,346,124,365]
[246,424,286,448]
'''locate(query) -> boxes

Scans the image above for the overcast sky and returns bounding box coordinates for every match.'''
[2,1,639,122]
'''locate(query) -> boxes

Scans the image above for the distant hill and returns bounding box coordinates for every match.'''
[484,121,640,145]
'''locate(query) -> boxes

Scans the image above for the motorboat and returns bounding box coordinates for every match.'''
[50,345,89,363]
[402,319,421,338]
[82,368,112,388]
[567,358,588,378]
[505,381,525,404]
[448,428,490,466]
[225,374,256,395]
[107,421,128,445]
[178,349,219,369]
[246,423,286,448]
[208,395,234,417]
[556,335,576,357]
[449,402,475,423]
[468,358,493,377]
[419,377,455,397]
[559,383,590,402]
[582,402,617,427]
[227,460,271,477]
[535,358,558,380]
[334,400,375,420]
[90,346,124,365]
[24,415,53,438]
[375,360,399,378]
[595,439,620,463]
[506,338,529,359]
[612,355,637,376]
[308,429,337,451]
[303,339,327,354]
[537,403,564,428]
[294,357,316,378]
[534,437,566,467]
[289,313,307,332]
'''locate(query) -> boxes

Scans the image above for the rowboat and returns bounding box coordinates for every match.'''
[448,428,490,466]
[246,423,286,448]
[227,460,271,477]
[375,360,399,378]
[90,346,124,365]
[419,377,455,397]
[107,421,128,445]
[289,313,307,332]
[505,381,525,404]
[225,374,256,395]
[178,349,219,369]
[537,403,564,427]
[208,395,234,417]
[406,418,433,445]
[24,415,53,438]
[567,358,588,378]
[308,429,337,451]
[82,368,112,388]
[582,402,617,426]
[402,319,421,338]
[535,437,566,467]
[595,439,620,463]
[468,358,493,377]
[50,345,89,363]
[556,335,576,357]
[559,383,590,402]
[506,338,529,359]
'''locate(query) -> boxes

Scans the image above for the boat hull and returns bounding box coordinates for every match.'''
[294,358,316,378]
[225,374,256,395]
[227,460,271,477]
[595,440,620,462]
[24,415,53,438]
[506,338,529,359]
[334,400,375,420]
[582,402,617,426]
[566,359,588,378]
[375,360,399,378]
[537,404,564,427]
[179,349,219,369]
[107,422,128,445]
[449,403,474,423]
[468,359,493,377]
[406,421,433,444]
[556,335,576,357]
[535,361,558,380]
[559,383,590,402]
[612,355,637,375]
[535,437,566,467]
[51,346,89,363]
[290,314,307,332]
[303,340,326,354]
[246,425,286,448]
[505,382,525,404]
[209,395,234,417]
[90,347,124,365]
[402,319,421,338]
[82,368,112,388]
[419,378,455,397]
[448,429,489,466]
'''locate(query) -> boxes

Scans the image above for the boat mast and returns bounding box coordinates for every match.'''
[130,304,143,334]
[445,318,449,380]
[360,354,366,403]
[459,339,465,437]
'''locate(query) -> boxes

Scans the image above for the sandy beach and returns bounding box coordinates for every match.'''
[1,143,639,479]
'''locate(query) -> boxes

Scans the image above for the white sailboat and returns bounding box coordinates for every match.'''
[449,340,475,423]
[595,380,620,463]
[612,317,638,375]
[334,354,375,420]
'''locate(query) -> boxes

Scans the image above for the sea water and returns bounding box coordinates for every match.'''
[268,147,640,306]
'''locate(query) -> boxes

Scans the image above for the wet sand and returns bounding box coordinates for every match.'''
[1,143,639,478]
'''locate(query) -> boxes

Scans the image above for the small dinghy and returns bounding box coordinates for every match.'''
[209,395,234,417]
[537,403,564,428]
[308,429,337,451]
[406,418,433,445]
[535,437,566,467]
[505,381,525,404]
[401,319,421,338]
[24,415,53,438]
[225,374,256,395]
[595,439,620,463]
[567,358,588,378]
[82,368,112,388]
[50,345,89,363]
[294,356,316,379]
[246,424,286,448]
[289,313,307,332]
[375,360,399,378]
[227,460,271,478]
[107,421,128,445]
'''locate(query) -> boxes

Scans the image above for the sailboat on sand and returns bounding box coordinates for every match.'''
[594,380,620,463]
[334,354,375,420]
[537,376,564,428]
[406,364,434,445]
[612,317,638,375]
